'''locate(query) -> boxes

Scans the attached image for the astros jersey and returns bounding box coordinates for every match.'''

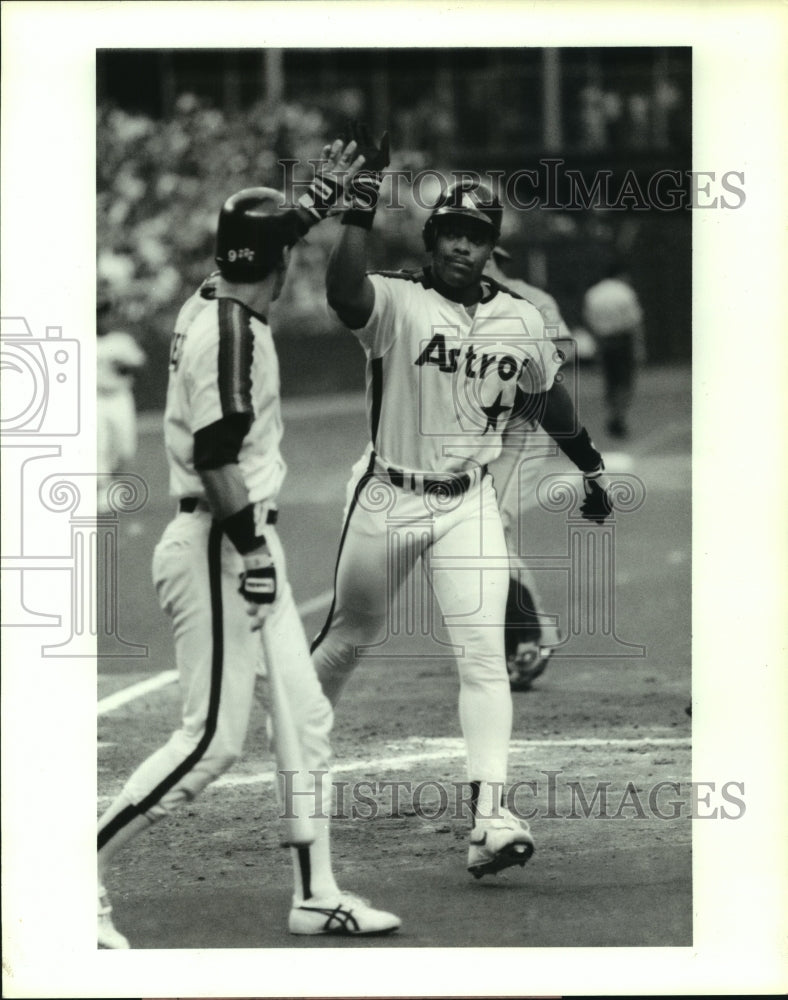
[340,269,561,475]
[163,277,286,503]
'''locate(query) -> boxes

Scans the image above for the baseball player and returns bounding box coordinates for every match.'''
[97,138,401,948]
[485,247,570,690]
[312,128,613,879]
[582,259,646,438]
[96,303,146,514]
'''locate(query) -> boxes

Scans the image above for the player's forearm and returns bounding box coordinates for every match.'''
[326,223,374,326]
[199,465,250,522]
[326,223,368,302]
[199,464,273,558]
[533,381,604,472]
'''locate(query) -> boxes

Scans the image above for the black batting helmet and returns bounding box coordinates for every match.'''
[215,187,302,283]
[422,179,503,251]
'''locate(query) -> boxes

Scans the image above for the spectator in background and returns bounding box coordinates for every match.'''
[96,293,147,513]
[582,260,646,439]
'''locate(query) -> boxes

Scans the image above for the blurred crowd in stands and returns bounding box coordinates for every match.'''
[98,82,689,409]
[98,92,589,350]
[98,93,438,339]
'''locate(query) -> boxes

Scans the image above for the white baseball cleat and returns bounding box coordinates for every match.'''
[289,891,401,936]
[98,884,130,949]
[468,808,535,878]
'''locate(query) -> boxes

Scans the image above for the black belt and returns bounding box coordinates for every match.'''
[386,467,486,498]
[179,498,278,524]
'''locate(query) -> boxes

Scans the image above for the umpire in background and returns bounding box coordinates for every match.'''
[582,259,646,439]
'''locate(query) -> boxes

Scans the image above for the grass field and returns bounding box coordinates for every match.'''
[98,362,692,949]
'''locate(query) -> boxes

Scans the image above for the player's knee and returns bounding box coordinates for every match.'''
[203,730,244,776]
[457,653,509,687]
[213,749,241,775]
[199,746,241,782]
[313,616,381,673]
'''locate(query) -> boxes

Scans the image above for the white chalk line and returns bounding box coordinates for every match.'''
[295,589,334,618]
[97,735,690,806]
[209,735,691,791]
[97,669,180,715]
[97,589,333,716]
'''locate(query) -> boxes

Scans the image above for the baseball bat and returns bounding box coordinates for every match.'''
[260,627,315,848]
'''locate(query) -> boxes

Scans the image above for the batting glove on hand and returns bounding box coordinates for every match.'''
[348,120,390,176]
[580,466,614,524]
[298,137,367,222]
[239,546,277,628]
[341,122,390,224]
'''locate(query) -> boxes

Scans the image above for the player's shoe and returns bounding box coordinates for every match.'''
[507,640,553,691]
[98,884,130,949]
[468,808,535,879]
[289,891,401,936]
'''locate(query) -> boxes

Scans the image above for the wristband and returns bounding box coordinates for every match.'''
[220,504,264,555]
[340,173,382,229]
[341,209,377,230]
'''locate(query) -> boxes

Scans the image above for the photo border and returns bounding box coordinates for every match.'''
[2,2,786,997]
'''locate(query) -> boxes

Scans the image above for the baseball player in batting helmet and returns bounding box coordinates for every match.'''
[97,137,401,947]
[312,128,613,881]
[421,179,503,251]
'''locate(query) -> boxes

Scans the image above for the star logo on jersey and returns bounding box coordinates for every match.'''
[479,390,511,433]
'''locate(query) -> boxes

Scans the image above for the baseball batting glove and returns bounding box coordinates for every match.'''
[342,121,390,228]
[240,546,277,629]
[298,137,367,223]
[580,465,614,524]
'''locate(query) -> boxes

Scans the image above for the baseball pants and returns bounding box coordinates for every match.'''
[312,450,513,799]
[98,508,334,854]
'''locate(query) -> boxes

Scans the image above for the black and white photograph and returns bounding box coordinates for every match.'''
[94,42,696,949]
[2,3,786,998]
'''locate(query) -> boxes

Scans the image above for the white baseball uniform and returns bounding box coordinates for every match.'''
[98,276,336,897]
[312,268,561,808]
[485,270,571,650]
[97,330,146,512]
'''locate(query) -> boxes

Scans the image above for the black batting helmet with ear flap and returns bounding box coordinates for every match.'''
[215,187,303,283]
[422,179,503,251]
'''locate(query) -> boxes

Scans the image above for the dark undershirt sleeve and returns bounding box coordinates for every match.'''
[193,413,253,471]
[516,381,603,472]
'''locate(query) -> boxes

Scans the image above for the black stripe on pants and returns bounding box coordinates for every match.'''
[309,452,376,655]
[98,521,225,849]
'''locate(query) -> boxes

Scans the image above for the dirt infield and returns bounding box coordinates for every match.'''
[98,364,692,949]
